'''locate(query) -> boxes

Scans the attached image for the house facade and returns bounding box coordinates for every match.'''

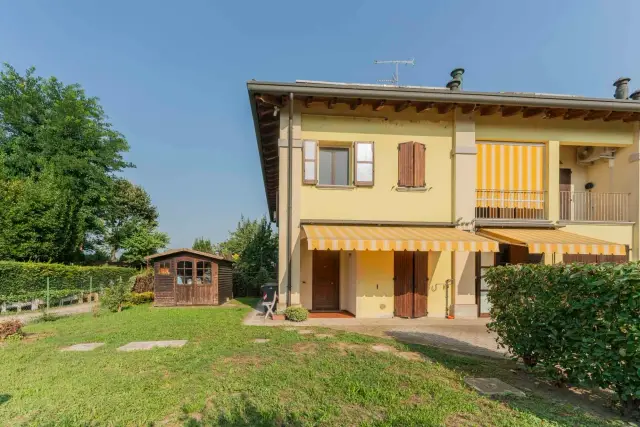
[248,72,640,319]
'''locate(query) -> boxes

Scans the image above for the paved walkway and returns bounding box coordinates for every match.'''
[1,303,95,323]
[245,306,506,359]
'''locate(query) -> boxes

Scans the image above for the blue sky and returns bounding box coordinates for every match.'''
[1,0,639,247]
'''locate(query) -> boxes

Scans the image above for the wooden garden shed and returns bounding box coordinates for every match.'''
[146,249,233,307]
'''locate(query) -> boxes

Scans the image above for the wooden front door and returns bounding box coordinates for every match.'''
[394,252,428,318]
[312,251,340,311]
[560,168,572,220]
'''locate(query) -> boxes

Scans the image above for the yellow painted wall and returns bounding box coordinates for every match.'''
[559,146,589,191]
[299,243,312,309]
[562,224,633,248]
[355,251,394,318]
[300,114,453,222]
[427,251,452,317]
[476,115,634,146]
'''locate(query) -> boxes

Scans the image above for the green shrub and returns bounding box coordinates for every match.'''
[284,306,308,322]
[131,292,154,305]
[0,319,24,340]
[34,312,61,323]
[486,262,640,410]
[101,277,132,312]
[0,261,136,303]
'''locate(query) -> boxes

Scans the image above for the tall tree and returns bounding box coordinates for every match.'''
[192,237,213,254]
[120,227,170,267]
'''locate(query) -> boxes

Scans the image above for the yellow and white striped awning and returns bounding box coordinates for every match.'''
[302,225,499,252]
[478,228,627,255]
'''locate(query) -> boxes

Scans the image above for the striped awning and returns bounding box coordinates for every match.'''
[477,228,627,255]
[302,225,499,252]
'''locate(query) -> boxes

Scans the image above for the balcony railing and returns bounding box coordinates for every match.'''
[559,191,630,222]
[476,190,547,220]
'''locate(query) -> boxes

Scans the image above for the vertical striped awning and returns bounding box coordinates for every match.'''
[302,225,499,252]
[476,142,544,208]
[477,228,627,255]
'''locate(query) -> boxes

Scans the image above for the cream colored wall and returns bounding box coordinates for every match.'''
[559,146,589,192]
[299,244,312,309]
[476,115,635,146]
[427,251,452,317]
[355,251,394,318]
[346,251,357,315]
[562,224,633,248]
[300,114,452,222]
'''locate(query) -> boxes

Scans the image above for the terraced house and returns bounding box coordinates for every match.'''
[247,71,640,319]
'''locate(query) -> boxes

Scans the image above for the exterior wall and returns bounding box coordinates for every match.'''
[355,251,394,318]
[299,113,452,222]
[561,224,633,249]
[559,146,589,192]
[217,261,234,304]
[427,251,452,318]
[299,244,312,309]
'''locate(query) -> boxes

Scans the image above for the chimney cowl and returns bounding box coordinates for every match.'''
[446,79,461,91]
[450,68,465,80]
[447,68,464,91]
[630,90,640,101]
[613,77,631,99]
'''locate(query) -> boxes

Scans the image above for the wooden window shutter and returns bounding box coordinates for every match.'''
[302,140,317,184]
[413,142,426,187]
[397,142,414,187]
[354,141,374,186]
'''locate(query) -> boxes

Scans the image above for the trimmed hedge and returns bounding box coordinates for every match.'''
[0,261,136,303]
[284,306,309,322]
[486,262,640,409]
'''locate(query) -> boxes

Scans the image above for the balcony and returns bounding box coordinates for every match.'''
[559,191,630,223]
[476,190,547,220]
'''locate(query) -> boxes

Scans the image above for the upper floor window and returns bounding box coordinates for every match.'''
[196,261,212,284]
[177,260,193,285]
[397,141,426,188]
[157,261,170,275]
[319,147,349,186]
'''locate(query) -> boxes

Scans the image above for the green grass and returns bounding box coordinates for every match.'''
[0,303,624,426]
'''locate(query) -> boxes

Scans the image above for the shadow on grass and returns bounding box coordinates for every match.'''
[0,394,10,405]
[183,398,305,427]
[229,298,261,308]
[395,339,624,426]
[385,330,506,359]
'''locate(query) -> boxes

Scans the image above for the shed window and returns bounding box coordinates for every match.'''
[157,261,170,275]
[319,147,349,186]
[196,261,212,284]
[177,261,193,285]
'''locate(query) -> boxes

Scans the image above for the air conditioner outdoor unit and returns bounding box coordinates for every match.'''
[576,146,616,164]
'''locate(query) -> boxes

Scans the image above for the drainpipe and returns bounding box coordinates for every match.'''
[286,92,294,307]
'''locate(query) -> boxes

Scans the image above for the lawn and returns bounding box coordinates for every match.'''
[0,300,624,426]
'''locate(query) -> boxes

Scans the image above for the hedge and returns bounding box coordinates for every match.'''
[485,262,640,410]
[0,261,137,303]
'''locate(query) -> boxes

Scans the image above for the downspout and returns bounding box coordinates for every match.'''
[286,92,294,307]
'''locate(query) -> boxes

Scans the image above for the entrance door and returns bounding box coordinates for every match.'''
[560,168,572,220]
[312,251,340,311]
[394,252,428,318]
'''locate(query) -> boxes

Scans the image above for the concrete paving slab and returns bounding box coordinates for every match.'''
[371,344,396,353]
[315,334,334,339]
[297,330,313,335]
[464,377,526,397]
[283,327,297,331]
[253,338,270,343]
[116,340,187,352]
[61,343,104,352]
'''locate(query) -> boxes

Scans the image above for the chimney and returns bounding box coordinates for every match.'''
[630,90,640,101]
[613,77,631,99]
[447,68,464,91]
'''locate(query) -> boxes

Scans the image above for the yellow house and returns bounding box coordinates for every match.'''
[247,72,640,319]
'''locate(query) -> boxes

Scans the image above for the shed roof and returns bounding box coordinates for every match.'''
[145,248,233,263]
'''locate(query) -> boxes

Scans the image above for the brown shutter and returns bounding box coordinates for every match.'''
[413,142,426,187]
[303,140,317,184]
[354,141,374,186]
[397,142,414,187]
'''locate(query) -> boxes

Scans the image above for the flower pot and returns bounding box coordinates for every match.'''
[272,314,285,320]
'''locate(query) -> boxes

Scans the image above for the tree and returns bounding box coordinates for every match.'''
[100,178,159,261]
[120,227,170,267]
[0,64,132,262]
[192,237,213,254]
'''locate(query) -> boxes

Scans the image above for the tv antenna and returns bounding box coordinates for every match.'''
[373,58,415,86]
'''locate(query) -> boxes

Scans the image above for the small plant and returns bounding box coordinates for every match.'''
[92,304,101,318]
[4,333,24,343]
[284,306,308,322]
[34,312,61,323]
[101,277,132,312]
[131,292,154,305]
[0,319,24,340]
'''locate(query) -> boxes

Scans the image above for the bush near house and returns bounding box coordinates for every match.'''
[0,261,136,303]
[130,292,154,305]
[284,306,308,322]
[486,262,640,411]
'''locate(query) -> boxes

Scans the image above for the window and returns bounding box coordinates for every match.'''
[177,261,193,285]
[157,261,170,275]
[319,147,349,186]
[196,261,212,284]
[398,141,426,188]
[354,141,374,186]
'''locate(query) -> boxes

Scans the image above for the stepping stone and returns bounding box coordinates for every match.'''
[371,344,396,353]
[253,338,270,343]
[297,330,313,335]
[283,327,297,331]
[61,343,104,352]
[315,334,333,339]
[464,378,526,397]
[116,340,188,352]
[396,351,431,362]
